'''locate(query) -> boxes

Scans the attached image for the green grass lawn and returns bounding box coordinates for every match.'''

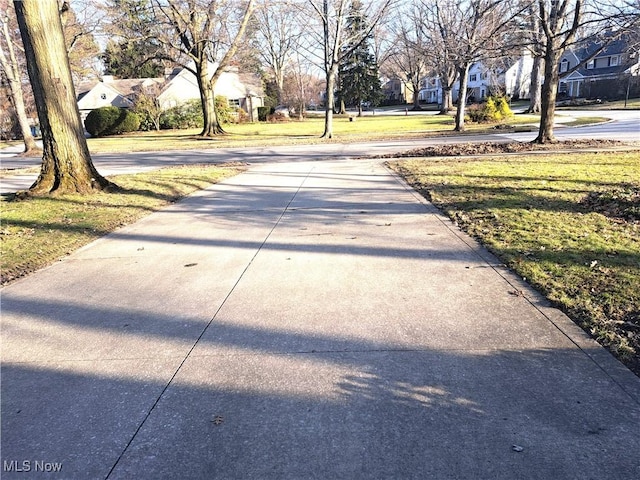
[388,151,640,374]
[83,113,545,154]
[0,164,244,285]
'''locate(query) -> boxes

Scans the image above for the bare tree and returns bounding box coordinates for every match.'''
[422,0,522,132]
[0,0,38,154]
[386,8,429,110]
[531,0,640,143]
[13,0,114,195]
[306,0,393,138]
[139,0,255,136]
[415,1,460,114]
[252,0,302,105]
[60,0,102,82]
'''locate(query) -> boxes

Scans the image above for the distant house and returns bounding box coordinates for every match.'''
[503,53,535,100]
[558,34,640,99]
[418,54,534,106]
[418,76,443,105]
[76,65,265,122]
[381,77,413,104]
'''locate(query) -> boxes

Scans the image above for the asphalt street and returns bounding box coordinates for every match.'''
[1,110,638,194]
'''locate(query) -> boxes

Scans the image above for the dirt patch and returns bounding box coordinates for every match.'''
[377,139,636,158]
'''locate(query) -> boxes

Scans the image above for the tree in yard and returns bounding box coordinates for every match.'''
[530,0,640,143]
[338,0,383,116]
[386,7,429,111]
[283,52,324,119]
[101,0,167,78]
[252,0,302,105]
[13,0,115,194]
[307,0,393,138]
[102,39,166,78]
[131,82,165,130]
[421,0,520,132]
[0,0,38,154]
[149,0,256,136]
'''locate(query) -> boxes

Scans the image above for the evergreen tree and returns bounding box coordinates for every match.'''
[338,0,382,116]
[101,0,166,79]
[102,39,164,79]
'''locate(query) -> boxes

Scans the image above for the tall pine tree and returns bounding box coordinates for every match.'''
[338,0,382,117]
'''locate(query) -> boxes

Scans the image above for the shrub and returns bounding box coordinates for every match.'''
[257,106,271,122]
[160,100,203,129]
[215,96,234,124]
[466,96,513,123]
[235,108,249,124]
[466,104,488,123]
[85,106,121,137]
[110,110,140,134]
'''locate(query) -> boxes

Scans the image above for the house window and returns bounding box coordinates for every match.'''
[480,72,487,80]
[587,60,594,69]
[610,55,619,66]
[560,59,569,73]
[469,74,477,82]
[228,98,240,108]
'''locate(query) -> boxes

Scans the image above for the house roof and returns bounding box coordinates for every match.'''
[76,66,265,112]
[566,32,640,79]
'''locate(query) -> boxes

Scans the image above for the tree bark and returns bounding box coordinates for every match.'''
[197,60,224,136]
[534,47,559,143]
[454,63,470,132]
[13,0,114,195]
[0,10,38,154]
[322,66,336,138]
[526,55,543,114]
[440,86,453,114]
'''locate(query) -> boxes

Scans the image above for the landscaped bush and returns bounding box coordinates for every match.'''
[84,107,140,137]
[466,96,513,123]
[215,96,234,124]
[257,106,271,122]
[85,106,121,137]
[160,100,203,129]
[110,110,140,134]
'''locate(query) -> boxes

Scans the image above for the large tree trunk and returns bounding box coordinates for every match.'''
[0,17,39,155]
[411,77,421,110]
[454,63,470,132]
[322,68,336,138]
[440,87,453,114]
[13,0,114,195]
[197,61,224,136]
[535,47,560,144]
[526,55,543,114]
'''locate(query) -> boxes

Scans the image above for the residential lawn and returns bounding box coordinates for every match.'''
[388,151,640,374]
[83,113,544,154]
[0,163,244,285]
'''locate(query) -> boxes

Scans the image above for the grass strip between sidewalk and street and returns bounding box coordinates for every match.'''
[0,163,245,285]
[388,150,640,375]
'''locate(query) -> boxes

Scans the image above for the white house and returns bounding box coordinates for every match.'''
[418,76,443,105]
[418,54,534,105]
[504,52,535,100]
[76,66,265,122]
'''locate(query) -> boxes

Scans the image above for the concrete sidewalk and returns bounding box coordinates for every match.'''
[1,158,639,479]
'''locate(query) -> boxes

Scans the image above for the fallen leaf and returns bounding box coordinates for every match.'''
[211,415,224,425]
